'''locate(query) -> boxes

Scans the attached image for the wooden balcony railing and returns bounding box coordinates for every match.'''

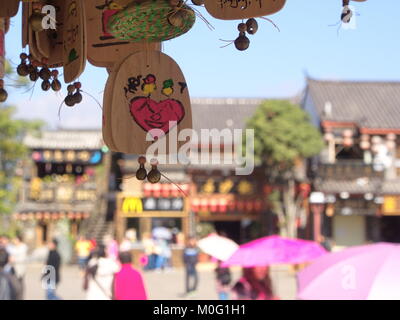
[317,161,384,180]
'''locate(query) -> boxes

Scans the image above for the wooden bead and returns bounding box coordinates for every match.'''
[136,166,147,180]
[138,156,147,165]
[0,88,8,103]
[238,23,247,33]
[246,18,258,35]
[234,33,250,51]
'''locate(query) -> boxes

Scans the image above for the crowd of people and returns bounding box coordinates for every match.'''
[0,235,28,300]
[1,232,279,300]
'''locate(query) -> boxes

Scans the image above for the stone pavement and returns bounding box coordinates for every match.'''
[24,263,297,300]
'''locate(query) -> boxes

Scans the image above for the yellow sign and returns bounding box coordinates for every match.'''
[122,197,143,215]
[383,196,399,215]
[219,179,234,194]
[202,179,215,194]
[238,180,253,195]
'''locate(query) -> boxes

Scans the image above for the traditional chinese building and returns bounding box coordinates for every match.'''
[303,79,400,247]
[113,98,275,248]
[14,130,110,260]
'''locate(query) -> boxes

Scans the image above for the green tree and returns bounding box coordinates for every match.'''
[246,100,324,238]
[0,61,44,233]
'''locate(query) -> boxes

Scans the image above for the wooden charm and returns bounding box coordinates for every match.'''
[35,0,65,67]
[84,0,160,68]
[110,51,192,155]
[0,18,5,80]
[204,0,286,20]
[0,0,20,18]
[107,0,195,42]
[103,53,139,151]
[22,2,29,48]
[63,0,87,83]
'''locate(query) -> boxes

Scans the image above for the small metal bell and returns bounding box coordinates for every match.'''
[0,88,8,103]
[136,156,147,180]
[234,32,250,51]
[246,18,258,35]
[147,159,161,184]
[64,94,75,107]
[73,90,83,104]
[41,80,51,91]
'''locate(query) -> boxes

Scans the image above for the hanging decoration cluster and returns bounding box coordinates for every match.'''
[0,0,368,183]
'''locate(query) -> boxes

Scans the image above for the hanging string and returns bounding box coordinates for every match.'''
[260,16,280,32]
[81,90,103,110]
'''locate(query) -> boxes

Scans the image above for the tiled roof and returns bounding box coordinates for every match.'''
[315,178,400,195]
[24,130,104,150]
[15,202,95,213]
[191,98,264,131]
[315,178,382,194]
[306,79,400,129]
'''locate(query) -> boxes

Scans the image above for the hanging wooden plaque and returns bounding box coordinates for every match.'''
[35,0,65,67]
[110,51,193,155]
[0,18,5,79]
[63,0,87,83]
[28,3,44,62]
[204,0,286,20]
[85,0,160,68]
[102,55,130,151]
[22,2,29,48]
[0,0,20,18]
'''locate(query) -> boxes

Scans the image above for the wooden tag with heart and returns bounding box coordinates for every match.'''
[110,51,192,155]
[85,0,160,68]
[0,0,20,18]
[205,0,286,20]
[63,0,87,83]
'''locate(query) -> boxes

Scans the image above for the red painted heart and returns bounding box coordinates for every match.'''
[129,97,185,139]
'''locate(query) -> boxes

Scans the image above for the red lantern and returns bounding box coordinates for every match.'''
[153,184,161,197]
[67,212,75,219]
[192,198,200,212]
[236,200,244,211]
[245,200,254,212]
[263,185,273,195]
[228,200,236,212]
[210,198,218,212]
[254,200,263,211]
[143,183,152,197]
[298,183,311,198]
[218,198,228,213]
[171,184,180,197]
[161,184,170,197]
[200,198,209,211]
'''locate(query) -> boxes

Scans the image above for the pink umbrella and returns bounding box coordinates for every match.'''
[222,235,327,267]
[297,243,400,300]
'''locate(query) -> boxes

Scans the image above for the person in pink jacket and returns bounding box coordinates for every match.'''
[113,251,148,300]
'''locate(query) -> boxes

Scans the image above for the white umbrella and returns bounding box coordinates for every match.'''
[152,227,172,240]
[198,233,239,261]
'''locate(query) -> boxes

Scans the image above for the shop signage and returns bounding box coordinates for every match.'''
[29,183,97,203]
[32,150,103,164]
[196,178,258,195]
[121,197,185,215]
[383,196,400,216]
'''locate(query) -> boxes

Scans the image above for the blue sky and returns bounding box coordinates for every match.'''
[4,0,400,128]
